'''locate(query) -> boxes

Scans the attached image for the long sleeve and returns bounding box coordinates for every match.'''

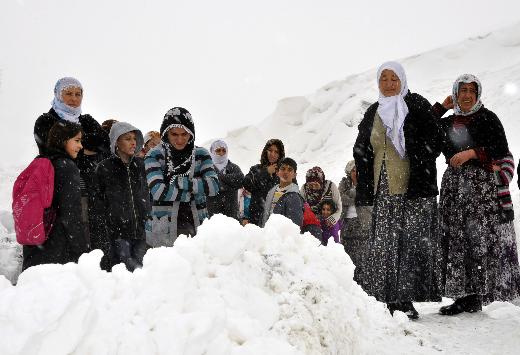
[218,162,244,190]
[274,192,304,227]
[328,182,343,225]
[183,148,219,197]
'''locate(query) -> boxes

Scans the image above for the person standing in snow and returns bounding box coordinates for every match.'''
[433,74,513,315]
[33,77,111,270]
[96,122,151,271]
[260,157,304,228]
[338,160,371,282]
[300,167,342,236]
[354,61,443,319]
[144,107,219,247]
[207,139,244,219]
[23,122,89,270]
[318,199,341,246]
[242,139,285,226]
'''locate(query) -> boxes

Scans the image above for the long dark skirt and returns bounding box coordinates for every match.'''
[361,165,442,303]
[440,165,500,299]
[342,213,371,283]
[484,221,520,303]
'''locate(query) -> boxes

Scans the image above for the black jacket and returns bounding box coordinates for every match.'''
[354,92,443,206]
[96,156,151,242]
[23,151,89,270]
[34,108,110,155]
[207,161,244,219]
[242,164,280,225]
[434,104,509,164]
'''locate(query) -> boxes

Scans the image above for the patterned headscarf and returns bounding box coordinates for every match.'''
[51,77,83,123]
[452,74,483,116]
[376,61,409,159]
[304,166,326,211]
[210,139,229,172]
[159,107,195,183]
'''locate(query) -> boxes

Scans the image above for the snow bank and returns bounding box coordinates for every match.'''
[0,215,429,355]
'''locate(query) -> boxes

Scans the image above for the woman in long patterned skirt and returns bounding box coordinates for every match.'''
[354,61,443,319]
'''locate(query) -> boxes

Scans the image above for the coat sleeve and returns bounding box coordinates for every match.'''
[274,193,304,227]
[186,149,220,197]
[54,159,88,254]
[95,162,119,240]
[218,162,244,190]
[145,148,192,203]
[328,182,342,225]
[354,104,376,206]
[34,113,55,154]
[410,94,444,160]
[80,115,110,154]
[243,165,275,196]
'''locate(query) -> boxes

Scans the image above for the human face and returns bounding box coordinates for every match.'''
[144,137,161,153]
[117,131,137,160]
[61,86,83,108]
[266,145,280,164]
[214,147,227,156]
[350,167,357,186]
[64,132,83,159]
[277,164,296,187]
[321,204,332,218]
[378,69,401,97]
[167,127,191,150]
[307,181,321,190]
[457,82,478,113]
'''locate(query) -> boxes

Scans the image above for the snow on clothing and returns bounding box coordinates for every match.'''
[301,202,322,241]
[434,80,510,300]
[22,150,89,270]
[34,108,110,156]
[354,85,443,304]
[96,122,151,269]
[361,165,442,302]
[242,139,285,226]
[320,218,341,246]
[376,61,409,158]
[207,160,244,219]
[261,183,304,228]
[145,144,219,247]
[300,175,342,226]
[51,77,82,123]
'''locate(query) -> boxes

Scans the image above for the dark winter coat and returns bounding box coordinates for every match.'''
[97,156,151,242]
[242,164,280,226]
[433,103,509,166]
[22,151,89,270]
[354,92,443,206]
[207,161,244,219]
[261,183,304,228]
[34,108,110,155]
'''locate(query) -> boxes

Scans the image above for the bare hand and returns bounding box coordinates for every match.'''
[241,219,249,226]
[267,164,277,175]
[449,149,476,168]
[492,164,501,172]
[442,95,454,110]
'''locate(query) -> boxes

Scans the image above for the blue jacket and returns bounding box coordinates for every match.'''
[145,144,219,246]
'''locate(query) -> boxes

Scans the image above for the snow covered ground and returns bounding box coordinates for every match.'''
[1,22,520,355]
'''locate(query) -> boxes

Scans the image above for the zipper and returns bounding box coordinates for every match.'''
[126,163,139,239]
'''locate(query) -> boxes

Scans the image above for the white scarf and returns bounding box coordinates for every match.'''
[210,139,229,172]
[51,77,83,123]
[452,74,483,116]
[376,61,409,159]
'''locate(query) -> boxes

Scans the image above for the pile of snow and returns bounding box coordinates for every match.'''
[0,215,429,355]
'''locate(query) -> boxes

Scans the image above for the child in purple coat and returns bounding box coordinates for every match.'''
[319,199,341,246]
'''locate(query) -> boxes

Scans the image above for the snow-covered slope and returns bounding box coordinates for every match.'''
[220,22,520,185]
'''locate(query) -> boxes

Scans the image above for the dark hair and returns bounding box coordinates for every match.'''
[260,138,285,166]
[319,199,337,213]
[101,119,118,133]
[278,157,297,172]
[47,121,83,151]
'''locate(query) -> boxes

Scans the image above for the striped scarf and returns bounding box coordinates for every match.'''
[493,153,514,221]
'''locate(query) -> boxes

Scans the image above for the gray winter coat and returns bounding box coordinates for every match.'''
[261,183,304,227]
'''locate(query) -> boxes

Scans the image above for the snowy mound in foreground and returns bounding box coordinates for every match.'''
[0,215,429,355]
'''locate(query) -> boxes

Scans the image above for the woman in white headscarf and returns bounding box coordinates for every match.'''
[433,74,518,315]
[206,139,244,219]
[353,61,444,319]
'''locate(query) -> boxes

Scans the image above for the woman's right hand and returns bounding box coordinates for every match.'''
[267,163,277,175]
[442,95,454,110]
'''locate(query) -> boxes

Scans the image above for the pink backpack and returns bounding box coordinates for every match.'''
[12,158,56,245]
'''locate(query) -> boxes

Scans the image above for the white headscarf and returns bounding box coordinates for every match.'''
[452,74,483,116]
[210,139,229,172]
[376,61,409,159]
[51,77,83,123]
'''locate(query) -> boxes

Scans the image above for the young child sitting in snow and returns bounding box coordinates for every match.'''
[319,199,341,246]
[260,157,303,228]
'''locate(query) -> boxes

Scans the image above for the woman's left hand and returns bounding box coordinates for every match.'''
[449,149,477,168]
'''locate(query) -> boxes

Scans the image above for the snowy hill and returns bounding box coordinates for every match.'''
[1,22,520,355]
[219,22,520,185]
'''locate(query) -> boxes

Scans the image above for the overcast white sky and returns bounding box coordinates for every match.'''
[1,0,520,166]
